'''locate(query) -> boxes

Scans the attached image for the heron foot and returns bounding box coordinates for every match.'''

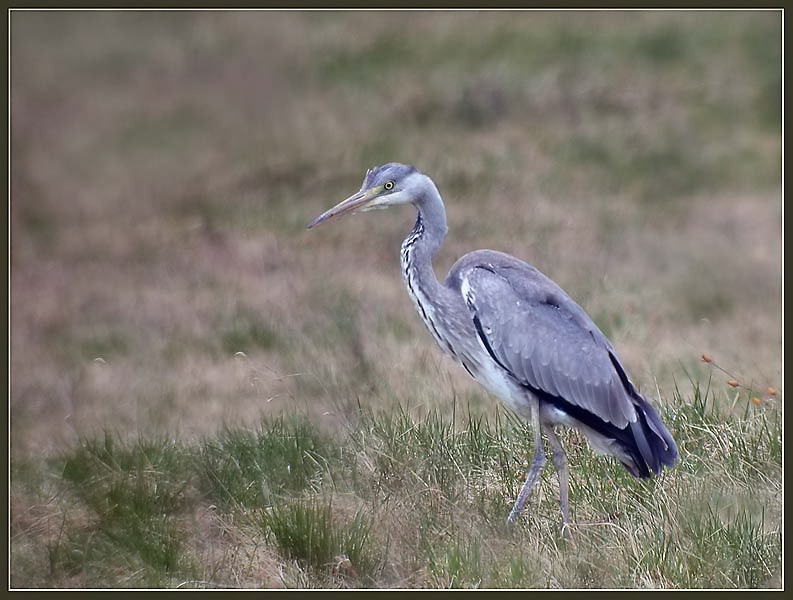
[560,521,573,540]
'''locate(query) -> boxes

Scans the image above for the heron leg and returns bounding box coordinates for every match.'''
[543,423,572,538]
[507,407,546,524]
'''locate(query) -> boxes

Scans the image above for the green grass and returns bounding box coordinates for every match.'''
[33,434,194,587]
[11,384,781,588]
[199,415,340,510]
[261,499,381,586]
[218,304,283,355]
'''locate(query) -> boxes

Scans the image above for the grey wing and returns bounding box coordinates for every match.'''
[458,257,638,428]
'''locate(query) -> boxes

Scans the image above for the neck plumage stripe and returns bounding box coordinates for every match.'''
[401,212,457,359]
[401,213,429,321]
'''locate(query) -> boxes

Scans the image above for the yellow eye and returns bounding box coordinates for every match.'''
[384,180,395,191]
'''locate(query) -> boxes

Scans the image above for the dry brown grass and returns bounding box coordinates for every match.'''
[10,10,781,588]
[11,10,781,454]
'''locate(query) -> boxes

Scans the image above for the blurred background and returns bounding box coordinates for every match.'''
[10,10,781,459]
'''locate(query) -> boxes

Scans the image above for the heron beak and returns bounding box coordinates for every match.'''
[306,186,381,229]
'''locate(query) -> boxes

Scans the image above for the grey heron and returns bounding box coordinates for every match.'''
[307,163,677,533]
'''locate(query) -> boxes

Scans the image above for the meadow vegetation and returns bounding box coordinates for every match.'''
[10,10,781,588]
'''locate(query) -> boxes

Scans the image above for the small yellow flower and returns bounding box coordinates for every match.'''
[727,379,739,388]
[701,354,712,363]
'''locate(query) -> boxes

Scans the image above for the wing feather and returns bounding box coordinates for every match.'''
[461,260,636,428]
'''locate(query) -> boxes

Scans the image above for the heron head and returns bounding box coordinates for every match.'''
[307,163,423,228]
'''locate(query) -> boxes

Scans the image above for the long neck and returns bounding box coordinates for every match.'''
[400,180,456,351]
[400,180,447,299]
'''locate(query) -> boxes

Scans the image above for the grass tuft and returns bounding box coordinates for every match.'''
[48,433,193,586]
[11,384,782,588]
[261,498,381,586]
[198,415,339,510]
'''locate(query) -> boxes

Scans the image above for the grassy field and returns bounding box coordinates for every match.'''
[10,10,781,589]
